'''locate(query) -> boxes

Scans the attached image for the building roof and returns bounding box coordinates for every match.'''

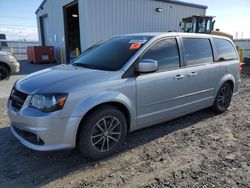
[35,0,47,14]
[36,0,207,14]
[157,0,207,9]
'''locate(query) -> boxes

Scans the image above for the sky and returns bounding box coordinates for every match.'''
[0,0,249,41]
[0,0,42,41]
[183,0,250,38]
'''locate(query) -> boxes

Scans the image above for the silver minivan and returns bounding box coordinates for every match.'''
[8,33,241,159]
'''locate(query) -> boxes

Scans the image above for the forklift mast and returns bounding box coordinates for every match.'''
[181,15,215,34]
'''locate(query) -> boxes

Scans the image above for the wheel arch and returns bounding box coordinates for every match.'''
[216,74,235,94]
[224,80,234,92]
[75,101,132,147]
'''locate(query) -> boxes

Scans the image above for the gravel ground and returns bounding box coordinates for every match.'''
[0,67,249,188]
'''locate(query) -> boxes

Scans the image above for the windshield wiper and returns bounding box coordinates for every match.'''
[72,63,85,67]
[72,63,99,70]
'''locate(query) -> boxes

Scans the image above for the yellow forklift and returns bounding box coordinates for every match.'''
[181,15,244,63]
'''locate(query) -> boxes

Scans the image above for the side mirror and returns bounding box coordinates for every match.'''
[136,59,158,73]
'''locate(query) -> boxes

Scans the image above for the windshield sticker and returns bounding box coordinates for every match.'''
[129,39,147,44]
[129,43,142,50]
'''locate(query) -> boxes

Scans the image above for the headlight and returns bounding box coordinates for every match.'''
[29,93,68,112]
[8,55,16,63]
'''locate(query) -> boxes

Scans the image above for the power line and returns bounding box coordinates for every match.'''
[0,15,36,20]
[0,24,37,28]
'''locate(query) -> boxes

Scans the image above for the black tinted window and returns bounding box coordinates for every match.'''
[72,36,152,71]
[142,39,180,70]
[213,38,237,61]
[183,38,213,66]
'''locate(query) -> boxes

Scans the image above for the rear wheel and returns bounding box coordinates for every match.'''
[0,65,10,80]
[212,83,233,113]
[78,105,127,160]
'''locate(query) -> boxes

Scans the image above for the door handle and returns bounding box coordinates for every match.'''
[174,74,185,80]
[188,72,198,77]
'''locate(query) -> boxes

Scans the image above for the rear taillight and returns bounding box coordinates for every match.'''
[240,63,243,74]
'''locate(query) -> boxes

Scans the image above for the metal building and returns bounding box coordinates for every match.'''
[36,0,207,62]
[234,39,250,58]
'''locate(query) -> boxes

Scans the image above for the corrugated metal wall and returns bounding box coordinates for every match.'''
[79,0,205,50]
[234,39,250,57]
[36,0,74,61]
[37,0,206,62]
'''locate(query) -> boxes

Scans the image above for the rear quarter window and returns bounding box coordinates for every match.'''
[213,38,238,61]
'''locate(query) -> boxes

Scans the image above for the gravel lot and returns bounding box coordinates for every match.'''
[0,65,249,188]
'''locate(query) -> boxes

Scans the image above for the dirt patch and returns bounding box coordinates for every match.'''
[0,68,250,188]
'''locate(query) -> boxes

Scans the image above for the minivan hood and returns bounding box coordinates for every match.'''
[16,64,116,94]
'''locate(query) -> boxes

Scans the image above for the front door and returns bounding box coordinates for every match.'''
[136,38,187,128]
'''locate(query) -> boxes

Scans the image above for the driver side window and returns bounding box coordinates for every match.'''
[141,38,180,71]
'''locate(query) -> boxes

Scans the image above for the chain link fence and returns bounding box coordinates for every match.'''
[0,40,39,54]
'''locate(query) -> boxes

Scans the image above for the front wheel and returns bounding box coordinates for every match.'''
[0,65,10,80]
[78,105,127,160]
[212,83,233,113]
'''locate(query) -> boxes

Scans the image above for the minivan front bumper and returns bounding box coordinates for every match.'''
[8,100,80,151]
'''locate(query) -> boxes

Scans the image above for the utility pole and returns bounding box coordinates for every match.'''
[235,32,238,39]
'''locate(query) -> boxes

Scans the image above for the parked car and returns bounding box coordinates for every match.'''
[0,51,20,80]
[7,33,241,159]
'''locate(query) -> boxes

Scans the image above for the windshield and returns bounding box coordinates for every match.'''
[72,36,152,71]
[183,18,196,33]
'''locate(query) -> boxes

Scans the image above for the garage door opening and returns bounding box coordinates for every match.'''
[64,1,81,63]
[40,15,50,46]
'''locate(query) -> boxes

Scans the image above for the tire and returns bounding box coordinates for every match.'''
[212,83,233,113]
[78,105,127,160]
[0,65,10,80]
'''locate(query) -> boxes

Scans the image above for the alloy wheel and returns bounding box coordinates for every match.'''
[218,87,231,110]
[91,116,121,152]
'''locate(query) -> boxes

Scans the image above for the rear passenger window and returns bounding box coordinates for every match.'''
[183,38,213,66]
[142,38,180,70]
[213,38,238,61]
